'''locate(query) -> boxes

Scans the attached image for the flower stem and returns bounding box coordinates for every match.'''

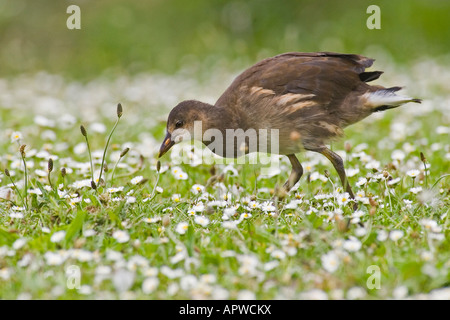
[98,117,120,186]
[19,145,28,209]
[6,172,27,210]
[81,125,95,185]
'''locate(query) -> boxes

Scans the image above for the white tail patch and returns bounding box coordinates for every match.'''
[364,89,421,108]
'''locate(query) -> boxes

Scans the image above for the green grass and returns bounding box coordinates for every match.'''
[1,0,450,79]
[0,61,449,300]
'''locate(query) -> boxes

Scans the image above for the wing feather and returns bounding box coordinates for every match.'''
[215,52,373,111]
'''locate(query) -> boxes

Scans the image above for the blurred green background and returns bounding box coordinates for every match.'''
[1,0,449,79]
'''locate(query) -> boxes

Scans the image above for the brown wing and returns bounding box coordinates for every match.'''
[215,52,375,111]
[214,52,379,152]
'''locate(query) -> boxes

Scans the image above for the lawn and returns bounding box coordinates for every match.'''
[0,56,449,300]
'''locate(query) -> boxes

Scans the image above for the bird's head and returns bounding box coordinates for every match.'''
[158,100,210,158]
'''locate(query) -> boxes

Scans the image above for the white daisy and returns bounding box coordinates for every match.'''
[420,251,433,261]
[192,203,205,212]
[420,219,442,233]
[337,192,351,206]
[130,176,144,185]
[11,131,23,143]
[247,201,260,210]
[270,249,286,260]
[343,237,362,252]
[387,177,401,186]
[142,277,159,294]
[126,196,136,204]
[391,149,405,161]
[112,230,130,243]
[347,168,360,177]
[172,167,188,180]
[406,169,420,178]
[409,186,423,194]
[12,238,27,250]
[194,216,210,227]
[191,184,205,194]
[175,222,189,235]
[144,217,161,224]
[321,251,340,273]
[356,177,367,187]
[50,231,66,243]
[222,221,239,229]
[389,230,404,241]
[260,201,276,212]
[44,251,66,266]
[377,230,388,241]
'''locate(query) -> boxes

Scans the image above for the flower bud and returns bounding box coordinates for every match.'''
[120,147,130,158]
[420,152,427,163]
[48,158,54,173]
[156,160,161,173]
[80,125,87,137]
[117,103,123,118]
[19,145,26,157]
[344,141,352,153]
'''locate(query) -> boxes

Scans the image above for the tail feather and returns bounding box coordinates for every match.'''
[365,87,422,112]
[359,71,383,82]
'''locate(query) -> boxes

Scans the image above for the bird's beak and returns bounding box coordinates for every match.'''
[158,132,175,158]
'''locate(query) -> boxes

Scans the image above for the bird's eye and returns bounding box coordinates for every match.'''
[175,120,184,128]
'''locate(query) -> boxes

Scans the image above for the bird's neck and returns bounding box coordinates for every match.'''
[190,102,243,156]
[198,103,239,134]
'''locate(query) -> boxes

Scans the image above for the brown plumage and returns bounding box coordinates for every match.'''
[159,52,421,202]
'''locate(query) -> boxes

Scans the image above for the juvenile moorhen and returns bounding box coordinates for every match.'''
[159,52,421,198]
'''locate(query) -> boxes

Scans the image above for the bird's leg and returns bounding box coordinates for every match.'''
[315,147,358,210]
[283,154,304,191]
